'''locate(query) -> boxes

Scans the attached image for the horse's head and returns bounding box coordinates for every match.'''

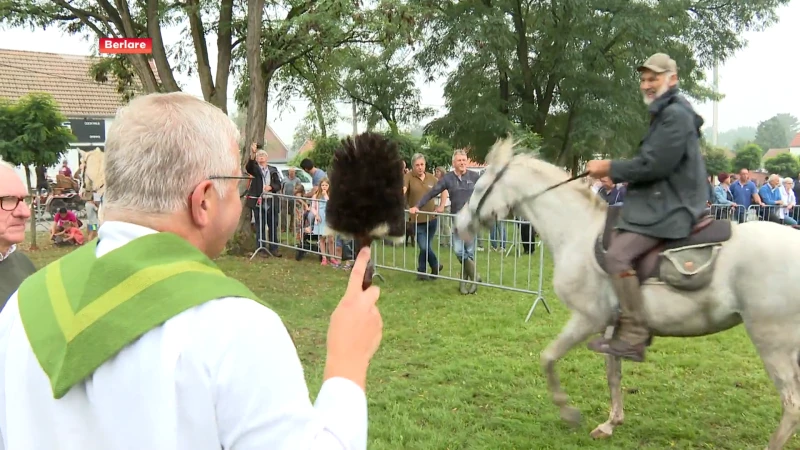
[78,148,106,198]
[454,137,520,241]
[455,137,601,242]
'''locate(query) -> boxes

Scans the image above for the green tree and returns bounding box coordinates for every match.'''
[0,93,75,190]
[775,113,799,145]
[415,0,788,163]
[702,125,755,149]
[418,135,453,170]
[701,143,731,176]
[274,49,346,139]
[754,115,791,152]
[763,153,800,179]
[339,43,435,135]
[732,143,763,172]
[1,0,242,111]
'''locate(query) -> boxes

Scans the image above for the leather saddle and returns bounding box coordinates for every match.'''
[595,206,733,287]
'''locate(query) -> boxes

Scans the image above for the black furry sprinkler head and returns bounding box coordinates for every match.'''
[325,132,406,242]
[325,132,406,290]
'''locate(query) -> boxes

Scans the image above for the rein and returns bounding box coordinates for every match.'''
[473,160,589,221]
[521,170,590,202]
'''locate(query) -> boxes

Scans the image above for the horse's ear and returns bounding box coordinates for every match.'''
[78,150,86,157]
[485,136,516,167]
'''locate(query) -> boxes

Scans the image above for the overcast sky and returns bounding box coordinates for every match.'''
[0,1,797,147]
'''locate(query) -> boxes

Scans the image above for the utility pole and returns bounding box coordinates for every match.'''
[712,59,720,146]
[351,100,358,137]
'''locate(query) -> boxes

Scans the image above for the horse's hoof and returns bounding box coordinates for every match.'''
[560,407,582,427]
[459,281,469,295]
[590,423,613,439]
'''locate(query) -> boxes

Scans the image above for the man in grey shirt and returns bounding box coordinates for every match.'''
[411,149,481,292]
[281,168,302,232]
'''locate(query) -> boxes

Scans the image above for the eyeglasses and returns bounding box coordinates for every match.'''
[0,196,28,212]
[209,175,253,192]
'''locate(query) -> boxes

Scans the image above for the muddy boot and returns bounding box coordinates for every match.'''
[459,261,470,294]
[587,271,649,362]
[463,258,480,294]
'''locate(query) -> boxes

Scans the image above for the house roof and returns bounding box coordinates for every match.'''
[296,139,315,155]
[264,124,289,162]
[0,48,140,118]
[790,132,800,148]
[764,148,789,160]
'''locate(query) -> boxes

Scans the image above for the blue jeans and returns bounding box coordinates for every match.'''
[253,203,279,251]
[452,230,475,264]
[416,218,439,273]
[783,215,798,226]
[490,221,507,249]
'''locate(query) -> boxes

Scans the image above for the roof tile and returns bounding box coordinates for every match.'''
[0,48,140,117]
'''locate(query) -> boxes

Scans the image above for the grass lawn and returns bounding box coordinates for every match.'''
[22,235,787,450]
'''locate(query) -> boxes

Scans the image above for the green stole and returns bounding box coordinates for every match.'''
[17,232,263,399]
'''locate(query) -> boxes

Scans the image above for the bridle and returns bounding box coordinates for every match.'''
[470,158,589,225]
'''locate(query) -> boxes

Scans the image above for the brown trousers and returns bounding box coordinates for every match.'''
[605,230,661,275]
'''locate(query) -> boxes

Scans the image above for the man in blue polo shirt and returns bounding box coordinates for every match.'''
[729,168,763,222]
[758,173,784,223]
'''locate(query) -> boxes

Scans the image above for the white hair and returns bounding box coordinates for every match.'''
[255,149,268,159]
[769,173,781,182]
[411,153,425,164]
[0,160,15,172]
[452,149,468,160]
[783,177,794,185]
[103,92,240,214]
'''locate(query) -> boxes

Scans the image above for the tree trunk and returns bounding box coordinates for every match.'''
[313,85,327,138]
[388,120,399,135]
[22,165,32,192]
[28,197,38,250]
[146,0,181,92]
[211,0,235,113]
[228,0,266,256]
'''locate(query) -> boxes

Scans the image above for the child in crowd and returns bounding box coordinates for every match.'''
[52,222,85,246]
[84,199,99,241]
[310,177,339,266]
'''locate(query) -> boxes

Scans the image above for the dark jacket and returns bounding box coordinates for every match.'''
[608,87,708,240]
[245,159,282,209]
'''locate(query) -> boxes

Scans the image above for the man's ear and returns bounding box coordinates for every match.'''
[188,180,214,227]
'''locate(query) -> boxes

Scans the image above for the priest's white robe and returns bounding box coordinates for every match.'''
[0,221,367,450]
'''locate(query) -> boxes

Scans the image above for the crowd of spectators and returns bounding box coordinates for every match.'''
[591,168,800,227]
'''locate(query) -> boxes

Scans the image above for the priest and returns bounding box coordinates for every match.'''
[0,92,383,450]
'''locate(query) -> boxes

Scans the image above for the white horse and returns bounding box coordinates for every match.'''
[454,138,800,450]
[78,147,106,200]
[78,147,106,222]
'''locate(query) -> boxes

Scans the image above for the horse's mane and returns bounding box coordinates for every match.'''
[484,138,607,211]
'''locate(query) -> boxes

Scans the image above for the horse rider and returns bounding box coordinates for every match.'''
[584,53,709,362]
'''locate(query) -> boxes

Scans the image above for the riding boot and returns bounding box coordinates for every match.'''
[587,270,649,362]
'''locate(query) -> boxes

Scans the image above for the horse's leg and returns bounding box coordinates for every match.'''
[591,327,625,439]
[541,313,600,427]
[759,349,800,450]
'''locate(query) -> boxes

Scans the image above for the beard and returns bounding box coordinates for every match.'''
[642,83,670,105]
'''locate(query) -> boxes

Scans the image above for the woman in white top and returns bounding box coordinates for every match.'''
[779,177,798,226]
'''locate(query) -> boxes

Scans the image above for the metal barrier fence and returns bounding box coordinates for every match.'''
[709,203,800,226]
[247,193,550,319]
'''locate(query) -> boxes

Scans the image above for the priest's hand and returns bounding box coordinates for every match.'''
[324,247,383,392]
